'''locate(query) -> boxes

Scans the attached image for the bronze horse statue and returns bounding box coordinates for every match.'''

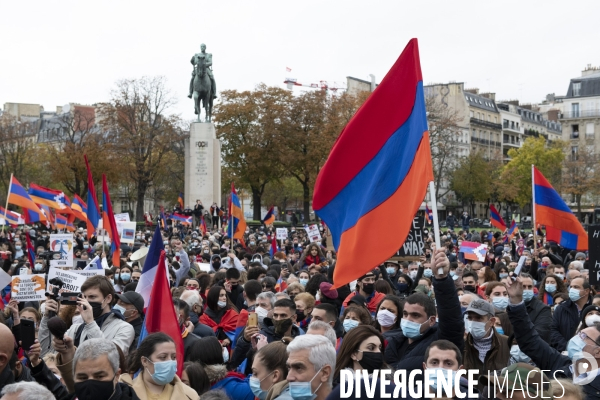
[193,56,213,122]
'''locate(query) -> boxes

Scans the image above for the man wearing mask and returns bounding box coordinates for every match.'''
[340,271,385,318]
[179,290,215,338]
[551,276,593,352]
[170,237,191,287]
[462,299,510,383]
[384,249,464,373]
[221,268,244,304]
[173,299,202,357]
[461,272,478,294]
[506,276,600,398]
[519,273,552,343]
[286,335,335,400]
[39,275,134,357]
[423,340,477,399]
[236,280,262,312]
[114,291,145,349]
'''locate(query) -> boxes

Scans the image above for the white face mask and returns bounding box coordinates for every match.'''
[72,315,84,325]
[586,315,600,327]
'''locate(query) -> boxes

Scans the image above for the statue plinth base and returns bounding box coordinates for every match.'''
[184,122,221,211]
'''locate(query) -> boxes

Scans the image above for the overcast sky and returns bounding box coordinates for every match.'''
[2,0,599,119]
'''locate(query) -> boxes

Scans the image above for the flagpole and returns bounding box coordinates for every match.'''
[428,181,442,275]
[2,173,14,233]
[531,164,537,251]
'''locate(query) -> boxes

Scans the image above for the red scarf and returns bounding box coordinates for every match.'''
[199,309,238,334]
[305,255,320,266]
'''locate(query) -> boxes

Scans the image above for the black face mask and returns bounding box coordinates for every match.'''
[296,310,306,322]
[273,318,293,336]
[395,283,409,293]
[358,351,384,375]
[464,285,477,293]
[88,300,105,319]
[74,377,116,400]
[213,261,221,269]
[361,283,375,295]
[230,284,239,290]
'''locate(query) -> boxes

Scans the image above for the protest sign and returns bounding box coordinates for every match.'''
[395,216,425,259]
[276,228,288,240]
[589,226,600,285]
[74,269,106,279]
[114,213,130,222]
[118,221,137,244]
[49,233,74,268]
[11,274,46,302]
[48,267,88,293]
[304,224,322,243]
[198,263,211,272]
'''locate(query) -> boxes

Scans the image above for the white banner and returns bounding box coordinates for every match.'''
[114,213,131,222]
[276,228,288,240]
[117,221,137,244]
[48,267,88,293]
[304,224,322,243]
[49,234,74,268]
[74,269,105,278]
[11,274,46,302]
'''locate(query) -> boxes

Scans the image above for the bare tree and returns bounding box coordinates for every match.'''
[562,145,599,219]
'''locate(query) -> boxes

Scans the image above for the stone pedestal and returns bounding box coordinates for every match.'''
[184,122,221,210]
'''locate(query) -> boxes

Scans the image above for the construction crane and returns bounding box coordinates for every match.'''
[284,77,346,93]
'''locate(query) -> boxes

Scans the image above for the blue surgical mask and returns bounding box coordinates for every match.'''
[449,271,456,277]
[249,371,275,400]
[510,345,531,363]
[545,284,557,293]
[400,318,426,339]
[495,326,504,335]
[567,335,586,360]
[466,320,489,339]
[113,304,127,316]
[343,319,359,332]
[522,290,534,302]
[424,269,433,278]
[555,273,565,281]
[569,288,582,302]
[15,246,22,250]
[492,297,509,310]
[499,273,508,279]
[299,278,309,286]
[288,367,323,400]
[146,358,177,385]
[120,273,131,282]
[386,267,396,275]
[427,368,456,391]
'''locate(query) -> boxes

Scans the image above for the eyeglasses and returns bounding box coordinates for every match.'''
[578,331,600,347]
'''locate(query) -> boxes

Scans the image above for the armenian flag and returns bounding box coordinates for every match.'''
[507,219,519,240]
[39,205,55,230]
[102,175,121,266]
[263,206,276,226]
[71,195,88,222]
[200,216,207,235]
[84,155,100,237]
[25,232,36,267]
[533,166,588,250]
[172,213,192,225]
[425,205,433,224]
[178,192,184,210]
[159,206,167,229]
[489,204,507,231]
[459,241,488,262]
[228,183,247,241]
[6,177,45,219]
[312,39,433,288]
[0,207,23,226]
[270,235,279,258]
[56,214,75,232]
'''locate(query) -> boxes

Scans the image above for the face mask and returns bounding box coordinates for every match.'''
[74,377,116,400]
[250,242,256,246]
[273,318,293,336]
[113,304,130,318]
[223,347,229,363]
[146,358,177,385]
[83,244,90,249]
[555,273,564,281]
[249,371,275,400]
[88,299,106,319]
[465,320,489,339]
[357,351,383,374]
[361,283,375,295]
[255,307,268,319]
[464,285,476,293]
[288,368,323,400]
[213,261,221,269]
[545,284,557,293]
[495,326,504,335]
[377,309,397,328]
[423,269,433,278]
[343,319,359,332]
[395,282,408,292]
[510,345,531,363]
[521,290,534,302]
[120,273,131,282]
[163,240,169,245]
[386,267,396,275]
[34,264,43,271]
[296,310,306,322]
[217,300,227,308]
[492,297,509,310]
[72,315,84,325]
[569,288,582,302]
[499,273,508,279]
[409,270,418,279]
[15,245,22,250]
[427,368,456,391]
[400,318,427,339]
[299,278,309,286]
[567,335,586,360]
[586,315,600,327]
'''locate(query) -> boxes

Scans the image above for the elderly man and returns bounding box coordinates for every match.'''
[0,382,56,400]
[179,290,215,338]
[285,335,336,400]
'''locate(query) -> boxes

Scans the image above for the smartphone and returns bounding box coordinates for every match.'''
[247,312,258,328]
[60,293,81,305]
[21,319,36,350]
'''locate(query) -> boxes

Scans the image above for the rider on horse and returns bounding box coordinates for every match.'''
[188,43,216,99]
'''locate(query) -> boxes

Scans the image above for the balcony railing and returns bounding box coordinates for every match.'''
[561,110,600,119]
[470,117,503,130]
[503,139,520,146]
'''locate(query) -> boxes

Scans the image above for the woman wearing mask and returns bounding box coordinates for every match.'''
[32,260,46,274]
[373,295,403,338]
[333,325,386,387]
[485,282,509,312]
[395,274,413,299]
[199,286,239,353]
[538,274,567,306]
[493,263,510,281]
[576,305,600,333]
[121,332,199,399]
[114,265,133,294]
[249,340,290,400]
[297,271,310,288]
[341,305,371,334]
[294,292,315,331]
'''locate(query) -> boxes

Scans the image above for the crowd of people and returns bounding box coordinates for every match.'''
[0,221,597,399]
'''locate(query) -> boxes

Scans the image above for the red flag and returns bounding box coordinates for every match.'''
[102,175,121,266]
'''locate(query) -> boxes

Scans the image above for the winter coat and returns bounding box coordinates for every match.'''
[525,296,552,343]
[463,329,510,388]
[551,295,593,351]
[120,371,199,400]
[205,364,254,400]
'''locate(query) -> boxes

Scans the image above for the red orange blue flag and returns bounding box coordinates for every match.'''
[489,204,507,231]
[172,213,192,225]
[425,205,433,224]
[263,206,276,226]
[533,166,588,250]
[507,219,519,240]
[84,155,100,238]
[7,177,45,220]
[312,39,434,288]
[228,183,247,241]
[102,175,121,266]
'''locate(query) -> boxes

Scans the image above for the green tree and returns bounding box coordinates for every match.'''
[501,137,565,207]
[450,151,494,215]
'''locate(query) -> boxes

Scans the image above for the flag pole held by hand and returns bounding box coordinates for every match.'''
[428,181,442,275]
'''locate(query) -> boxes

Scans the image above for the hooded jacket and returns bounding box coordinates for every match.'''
[205,364,254,400]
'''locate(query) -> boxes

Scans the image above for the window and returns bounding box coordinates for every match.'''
[470,110,474,118]
[503,119,509,128]
[572,124,579,139]
[573,82,581,97]
[572,103,580,118]
[586,122,595,137]
[121,201,128,212]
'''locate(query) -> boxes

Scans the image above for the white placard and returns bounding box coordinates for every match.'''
[48,267,88,293]
[11,274,46,302]
[49,234,74,268]
[276,228,288,240]
[117,221,137,244]
[114,213,131,222]
[198,262,211,272]
[74,269,105,278]
[304,224,322,243]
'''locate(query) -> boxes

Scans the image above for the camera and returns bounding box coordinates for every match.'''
[59,292,81,306]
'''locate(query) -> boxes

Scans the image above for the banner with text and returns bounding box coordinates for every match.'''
[49,233,74,268]
[589,225,600,286]
[48,267,88,293]
[396,216,425,258]
[11,274,46,302]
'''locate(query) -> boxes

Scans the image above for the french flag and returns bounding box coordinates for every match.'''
[84,256,103,270]
[136,226,165,308]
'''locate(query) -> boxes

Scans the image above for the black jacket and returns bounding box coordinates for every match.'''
[0,364,15,394]
[129,317,143,349]
[551,295,593,351]
[525,296,552,343]
[384,275,464,371]
[507,301,600,400]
